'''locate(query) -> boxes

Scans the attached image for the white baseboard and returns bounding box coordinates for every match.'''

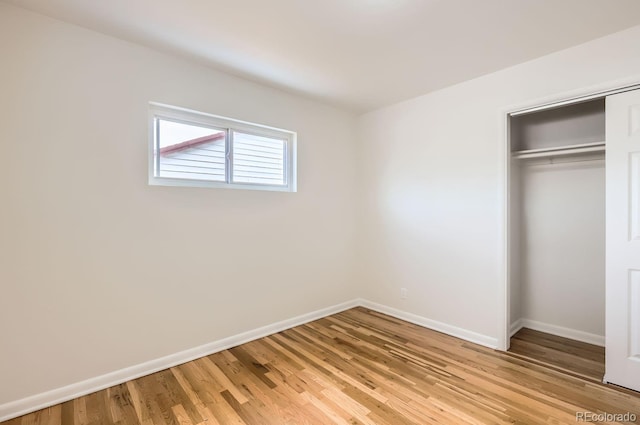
[0,299,360,422]
[0,298,502,422]
[510,318,524,337]
[513,318,605,347]
[359,299,499,349]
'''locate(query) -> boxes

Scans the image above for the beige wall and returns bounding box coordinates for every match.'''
[0,3,358,405]
[357,25,640,345]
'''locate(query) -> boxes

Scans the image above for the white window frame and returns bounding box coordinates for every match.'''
[148,102,297,192]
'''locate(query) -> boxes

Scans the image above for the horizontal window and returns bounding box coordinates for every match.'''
[149,103,296,192]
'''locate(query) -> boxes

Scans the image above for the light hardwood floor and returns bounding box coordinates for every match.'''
[3,307,639,424]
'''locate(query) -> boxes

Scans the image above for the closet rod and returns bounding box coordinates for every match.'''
[512,142,605,159]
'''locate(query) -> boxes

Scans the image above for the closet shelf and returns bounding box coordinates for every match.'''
[512,141,605,159]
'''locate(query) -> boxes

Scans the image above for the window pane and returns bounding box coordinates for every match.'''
[157,119,226,182]
[232,132,285,185]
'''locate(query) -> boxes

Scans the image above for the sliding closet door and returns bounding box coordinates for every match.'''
[605,89,640,392]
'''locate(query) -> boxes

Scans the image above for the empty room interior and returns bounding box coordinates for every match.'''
[2,0,640,424]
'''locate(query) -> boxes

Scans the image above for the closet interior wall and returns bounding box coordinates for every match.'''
[509,99,606,343]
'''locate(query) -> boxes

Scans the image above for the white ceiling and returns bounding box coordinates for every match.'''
[5,0,640,112]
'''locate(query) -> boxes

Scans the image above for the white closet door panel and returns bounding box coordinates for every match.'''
[605,89,640,392]
[631,271,640,359]
[631,152,640,241]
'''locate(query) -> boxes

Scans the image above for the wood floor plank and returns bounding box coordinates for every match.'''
[200,393,240,425]
[196,357,247,404]
[169,405,193,425]
[172,364,238,425]
[3,308,639,424]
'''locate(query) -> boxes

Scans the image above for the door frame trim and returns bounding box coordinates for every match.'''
[498,75,640,352]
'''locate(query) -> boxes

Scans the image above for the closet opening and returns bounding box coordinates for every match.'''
[507,97,606,381]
